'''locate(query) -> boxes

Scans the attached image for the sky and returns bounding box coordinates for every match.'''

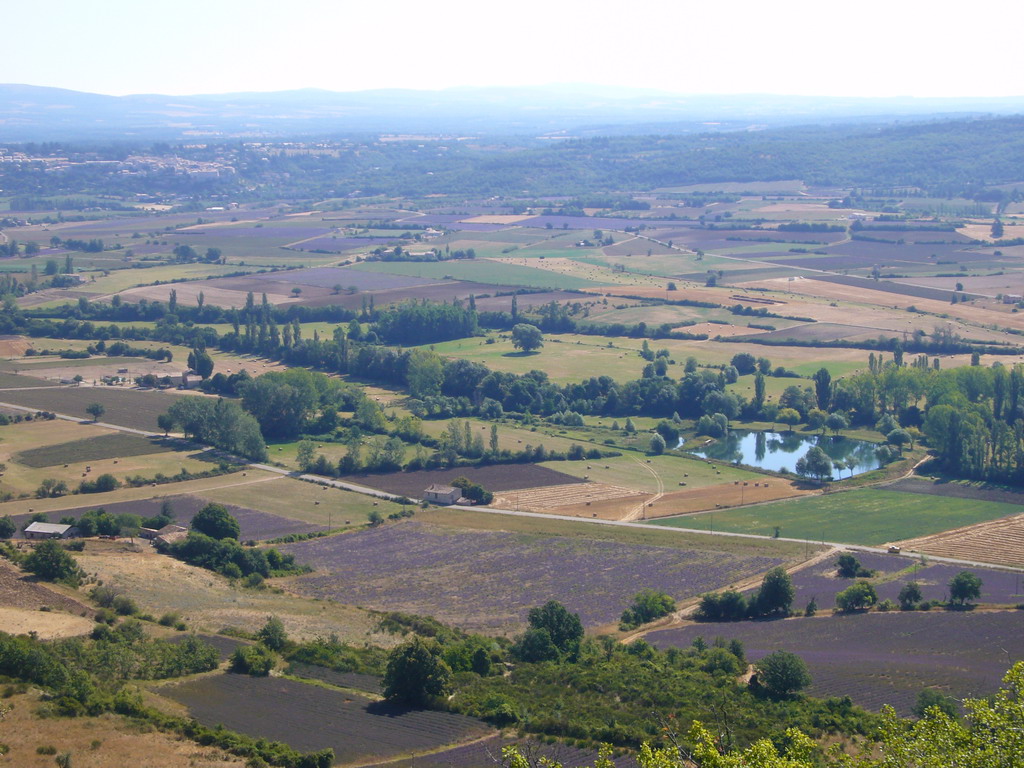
[4,0,1023,98]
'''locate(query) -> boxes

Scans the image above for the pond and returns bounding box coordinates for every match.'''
[685,430,883,479]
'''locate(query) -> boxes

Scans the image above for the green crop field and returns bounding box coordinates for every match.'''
[653,488,1024,546]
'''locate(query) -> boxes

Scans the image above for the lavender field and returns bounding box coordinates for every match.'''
[758,552,1024,611]
[281,522,786,633]
[647,610,1024,715]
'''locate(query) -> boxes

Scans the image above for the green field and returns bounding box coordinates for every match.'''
[653,488,1024,545]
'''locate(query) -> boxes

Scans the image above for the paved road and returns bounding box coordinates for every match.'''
[3,393,1022,574]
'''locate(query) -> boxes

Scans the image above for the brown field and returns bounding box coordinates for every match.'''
[491,482,644,515]
[0,385,192,432]
[343,464,585,498]
[463,214,533,224]
[115,282,296,309]
[0,606,95,638]
[0,691,241,768]
[642,479,813,519]
[0,557,93,617]
[297,280,509,309]
[0,335,32,357]
[742,276,1024,337]
[895,513,1024,567]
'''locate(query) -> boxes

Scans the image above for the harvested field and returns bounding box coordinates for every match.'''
[9,493,325,542]
[735,322,890,343]
[0,385,190,432]
[896,514,1024,568]
[0,335,33,357]
[647,610,1024,715]
[221,266,445,291]
[0,606,95,638]
[159,674,493,764]
[0,557,93,617]
[281,521,788,633]
[0,371,59,388]
[16,432,176,467]
[297,280,509,309]
[0,690,239,768]
[491,482,643,514]
[343,464,585,499]
[809,275,979,302]
[891,273,1024,295]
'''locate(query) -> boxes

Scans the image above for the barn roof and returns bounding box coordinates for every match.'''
[24,522,73,535]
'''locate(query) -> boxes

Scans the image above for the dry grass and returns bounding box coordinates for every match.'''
[75,543,390,644]
[896,513,1024,568]
[0,691,241,768]
[0,606,94,638]
[491,482,643,517]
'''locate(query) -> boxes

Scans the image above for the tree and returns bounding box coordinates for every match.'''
[649,433,666,454]
[188,347,214,379]
[511,323,544,353]
[753,650,811,698]
[191,503,240,541]
[85,402,105,422]
[526,601,583,657]
[755,567,794,615]
[836,553,870,578]
[382,636,452,705]
[620,589,676,629]
[886,428,911,454]
[898,581,923,610]
[157,413,174,436]
[730,353,757,375]
[406,349,444,398]
[795,446,833,483]
[0,515,15,539]
[949,570,982,605]
[825,411,848,435]
[229,644,275,676]
[296,440,317,472]
[835,581,878,612]
[777,408,801,431]
[812,367,832,409]
[23,540,81,585]
[913,688,959,719]
[256,615,288,652]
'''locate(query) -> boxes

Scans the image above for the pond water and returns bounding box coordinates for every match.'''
[685,430,883,479]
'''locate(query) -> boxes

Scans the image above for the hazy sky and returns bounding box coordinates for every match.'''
[6,0,1022,98]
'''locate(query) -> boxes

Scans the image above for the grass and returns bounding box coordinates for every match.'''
[652,487,1024,546]
[350,258,608,289]
[0,420,216,497]
[541,452,758,493]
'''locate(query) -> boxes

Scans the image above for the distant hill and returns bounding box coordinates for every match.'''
[2,83,1024,140]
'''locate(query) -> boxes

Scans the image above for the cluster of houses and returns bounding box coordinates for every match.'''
[21,520,188,547]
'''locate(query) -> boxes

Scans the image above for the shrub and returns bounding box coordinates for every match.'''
[229,644,275,676]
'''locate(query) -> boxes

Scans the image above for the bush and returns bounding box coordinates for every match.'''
[229,644,275,676]
[23,540,82,585]
[620,589,676,629]
[835,581,878,612]
[158,612,181,627]
[753,650,811,698]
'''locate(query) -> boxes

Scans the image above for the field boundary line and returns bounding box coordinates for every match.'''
[620,545,840,643]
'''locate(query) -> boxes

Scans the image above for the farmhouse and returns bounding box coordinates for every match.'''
[23,522,78,539]
[140,523,188,541]
[153,528,189,547]
[424,484,461,505]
